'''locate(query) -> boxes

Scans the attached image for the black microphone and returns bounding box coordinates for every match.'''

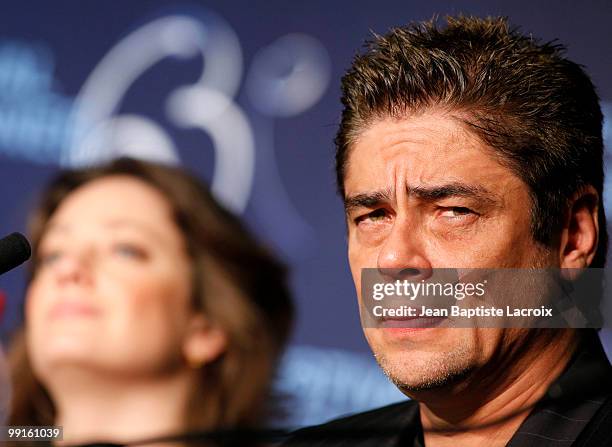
[0,232,31,275]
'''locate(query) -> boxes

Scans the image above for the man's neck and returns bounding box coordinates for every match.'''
[416,329,578,447]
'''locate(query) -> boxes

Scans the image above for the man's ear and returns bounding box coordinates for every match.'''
[559,186,599,269]
[183,314,227,369]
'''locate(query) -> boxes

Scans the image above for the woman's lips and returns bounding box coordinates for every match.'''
[49,301,100,319]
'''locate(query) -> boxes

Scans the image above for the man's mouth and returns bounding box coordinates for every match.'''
[378,311,448,329]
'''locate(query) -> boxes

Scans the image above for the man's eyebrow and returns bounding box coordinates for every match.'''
[407,183,496,204]
[344,182,497,214]
[344,189,394,214]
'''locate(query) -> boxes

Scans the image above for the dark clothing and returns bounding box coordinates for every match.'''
[284,331,612,446]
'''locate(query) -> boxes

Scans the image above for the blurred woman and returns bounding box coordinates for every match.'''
[7,157,293,445]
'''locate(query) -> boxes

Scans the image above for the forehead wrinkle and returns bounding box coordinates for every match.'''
[392,160,408,206]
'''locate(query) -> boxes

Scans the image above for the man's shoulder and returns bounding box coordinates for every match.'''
[283,400,419,446]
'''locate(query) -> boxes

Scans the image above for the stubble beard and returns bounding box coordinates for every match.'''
[372,247,555,394]
[373,335,476,393]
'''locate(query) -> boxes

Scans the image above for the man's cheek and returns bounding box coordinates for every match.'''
[349,244,378,268]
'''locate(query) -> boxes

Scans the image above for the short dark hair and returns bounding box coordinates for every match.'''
[336,15,607,267]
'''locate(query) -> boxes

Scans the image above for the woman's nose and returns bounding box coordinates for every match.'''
[54,251,94,286]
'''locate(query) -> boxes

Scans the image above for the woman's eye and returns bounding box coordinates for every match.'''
[38,250,63,266]
[113,243,148,260]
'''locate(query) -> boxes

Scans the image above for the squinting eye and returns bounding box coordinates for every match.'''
[356,208,388,224]
[440,207,475,218]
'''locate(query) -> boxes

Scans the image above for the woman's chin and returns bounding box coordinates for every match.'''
[30,339,103,373]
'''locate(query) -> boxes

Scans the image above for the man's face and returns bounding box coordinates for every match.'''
[344,110,556,393]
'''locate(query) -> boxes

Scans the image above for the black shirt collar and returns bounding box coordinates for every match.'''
[401,330,612,447]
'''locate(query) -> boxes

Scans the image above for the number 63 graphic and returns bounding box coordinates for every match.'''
[66,8,330,224]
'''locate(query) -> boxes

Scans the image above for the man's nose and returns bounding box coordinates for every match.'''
[377,218,432,281]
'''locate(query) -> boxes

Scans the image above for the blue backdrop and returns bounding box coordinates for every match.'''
[1,0,611,426]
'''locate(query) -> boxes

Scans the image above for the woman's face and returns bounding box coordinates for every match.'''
[26,175,197,379]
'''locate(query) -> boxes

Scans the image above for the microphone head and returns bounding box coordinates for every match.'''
[0,232,32,275]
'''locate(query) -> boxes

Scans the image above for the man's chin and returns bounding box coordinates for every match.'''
[372,342,476,394]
